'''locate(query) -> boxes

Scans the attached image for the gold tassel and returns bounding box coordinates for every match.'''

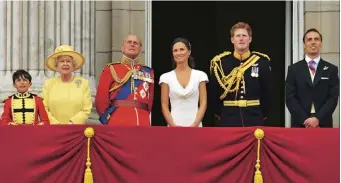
[84,127,95,183]
[254,128,264,183]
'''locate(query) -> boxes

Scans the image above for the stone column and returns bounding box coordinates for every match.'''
[95,1,112,85]
[112,1,146,64]
[0,1,97,123]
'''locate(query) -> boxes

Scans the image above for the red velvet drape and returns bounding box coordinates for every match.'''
[91,127,256,183]
[0,126,86,183]
[261,127,340,183]
[0,126,339,183]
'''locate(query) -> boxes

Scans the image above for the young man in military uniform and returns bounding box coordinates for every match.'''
[95,34,154,126]
[209,22,272,127]
[1,70,50,125]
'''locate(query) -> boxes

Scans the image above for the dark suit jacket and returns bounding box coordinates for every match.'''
[285,59,339,127]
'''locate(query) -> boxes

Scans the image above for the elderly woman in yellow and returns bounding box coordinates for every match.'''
[42,45,92,124]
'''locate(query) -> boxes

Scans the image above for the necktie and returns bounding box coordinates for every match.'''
[308,60,316,75]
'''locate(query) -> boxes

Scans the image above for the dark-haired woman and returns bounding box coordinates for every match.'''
[159,38,208,127]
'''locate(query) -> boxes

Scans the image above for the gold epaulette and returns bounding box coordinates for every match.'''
[106,62,120,67]
[102,62,119,72]
[108,63,133,92]
[252,51,270,61]
[210,51,231,74]
[109,64,132,84]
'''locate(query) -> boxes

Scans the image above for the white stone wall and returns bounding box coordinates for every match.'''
[305,1,340,127]
[112,1,146,66]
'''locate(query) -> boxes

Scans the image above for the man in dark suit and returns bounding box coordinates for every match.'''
[286,28,339,128]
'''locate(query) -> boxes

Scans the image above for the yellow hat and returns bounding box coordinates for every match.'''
[45,45,85,71]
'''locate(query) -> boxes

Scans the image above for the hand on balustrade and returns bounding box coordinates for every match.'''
[8,122,18,126]
[303,117,319,128]
[190,123,199,127]
[168,123,179,127]
[171,125,184,127]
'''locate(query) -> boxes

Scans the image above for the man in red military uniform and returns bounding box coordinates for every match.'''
[1,69,50,125]
[95,34,154,126]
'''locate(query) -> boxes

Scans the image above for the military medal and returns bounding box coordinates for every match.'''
[141,71,154,83]
[251,67,256,77]
[139,89,146,99]
[143,81,149,91]
[255,67,259,77]
[132,70,138,79]
[251,67,259,77]
[139,71,144,80]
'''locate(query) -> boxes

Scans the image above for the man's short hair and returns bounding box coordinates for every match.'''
[303,28,323,43]
[230,22,252,37]
[12,69,32,84]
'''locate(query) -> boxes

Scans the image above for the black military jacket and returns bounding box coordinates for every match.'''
[209,51,271,127]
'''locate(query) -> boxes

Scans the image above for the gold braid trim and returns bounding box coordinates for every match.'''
[213,64,228,98]
[210,51,231,75]
[214,55,260,100]
[252,51,270,61]
[254,128,264,183]
[109,65,133,92]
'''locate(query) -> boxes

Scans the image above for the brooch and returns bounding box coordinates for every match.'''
[75,79,82,88]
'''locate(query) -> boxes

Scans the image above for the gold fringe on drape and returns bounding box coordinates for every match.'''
[84,127,95,183]
[254,128,264,183]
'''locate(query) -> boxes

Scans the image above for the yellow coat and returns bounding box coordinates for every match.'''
[41,76,92,124]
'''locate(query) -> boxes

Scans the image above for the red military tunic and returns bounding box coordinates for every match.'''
[1,92,50,125]
[95,57,154,126]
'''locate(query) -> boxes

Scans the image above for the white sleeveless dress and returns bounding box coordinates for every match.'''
[159,69,209,127]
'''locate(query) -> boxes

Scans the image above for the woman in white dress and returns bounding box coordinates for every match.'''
[159,38,208,127]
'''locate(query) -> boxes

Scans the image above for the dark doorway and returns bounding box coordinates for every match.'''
[151,1,286,127]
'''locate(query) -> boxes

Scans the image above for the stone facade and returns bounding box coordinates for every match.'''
[0,1,339,126]
[305,1,340,127]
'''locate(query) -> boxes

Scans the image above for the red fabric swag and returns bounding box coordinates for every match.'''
[262,127,340,183]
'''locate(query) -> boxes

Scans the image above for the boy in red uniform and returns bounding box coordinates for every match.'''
[1,69,50,125]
